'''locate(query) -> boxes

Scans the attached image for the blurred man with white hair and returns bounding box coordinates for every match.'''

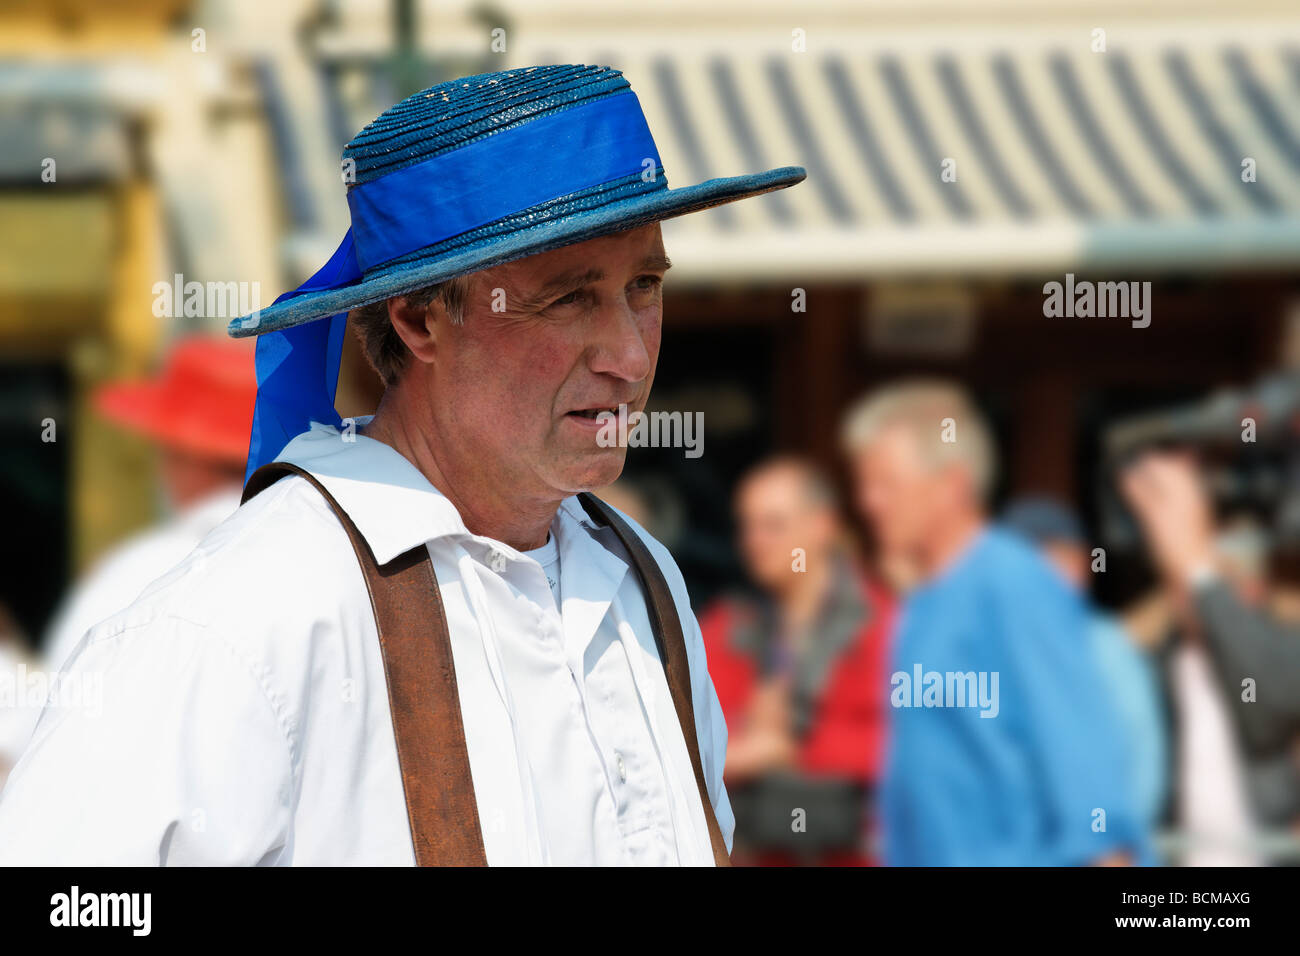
[841,380,1145,865]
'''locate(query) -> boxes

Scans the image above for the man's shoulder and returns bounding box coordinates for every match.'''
[54,474,383,786]
[974,530,1088,652]
[976,526,1043,568]
[95,474,366,642]
[971,528,1070,595]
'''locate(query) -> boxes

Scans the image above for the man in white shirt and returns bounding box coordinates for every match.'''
[0,64,806,865]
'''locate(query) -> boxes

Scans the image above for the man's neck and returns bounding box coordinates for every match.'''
[361,398,559,551]
[918,511,985,581]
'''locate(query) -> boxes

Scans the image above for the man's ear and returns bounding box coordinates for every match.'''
[386,294,443,364]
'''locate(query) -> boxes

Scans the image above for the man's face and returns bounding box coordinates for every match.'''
[428,223,667,502]
[850,423,949,564]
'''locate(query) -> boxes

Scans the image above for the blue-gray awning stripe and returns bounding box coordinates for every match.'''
[1049,53,1154,218]
[1283,46,1300,93]
[1225,48,1300,174]
[651,57,736,229]
[822,55,916,221]
[707,57,796,224]
[1164,50,1279,214]
[880,55,974,219]
[1106,52,1220,216]
[764,57,854,224]
[935,54,1033,219]
[992,53,1093,217]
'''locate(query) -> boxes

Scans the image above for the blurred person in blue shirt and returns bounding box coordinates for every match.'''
[841,380,1147,866]
[1001,497,1168,835]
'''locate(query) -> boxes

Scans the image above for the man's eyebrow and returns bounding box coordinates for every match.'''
[537,254,671,294]
[516,255,673,310]
[538,267,604,298]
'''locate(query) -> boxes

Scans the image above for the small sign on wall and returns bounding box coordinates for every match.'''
[863,283,976,358]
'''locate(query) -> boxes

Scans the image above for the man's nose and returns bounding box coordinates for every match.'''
[587,299,652,383]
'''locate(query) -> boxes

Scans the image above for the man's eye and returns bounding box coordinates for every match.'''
[633,275,663,292]
[549,290,584,308]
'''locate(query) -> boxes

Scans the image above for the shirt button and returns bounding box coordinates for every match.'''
[615,751,627,783]
[488,550,507,573]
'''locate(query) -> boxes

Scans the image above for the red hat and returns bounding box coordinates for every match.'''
[95,336,257,465]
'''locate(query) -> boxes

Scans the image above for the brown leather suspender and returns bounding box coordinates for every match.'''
[243,462,486,866]
[576,493,733,868]
[242,462,731,867]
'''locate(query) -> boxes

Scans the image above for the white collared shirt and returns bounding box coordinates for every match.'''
[0,421,733,866]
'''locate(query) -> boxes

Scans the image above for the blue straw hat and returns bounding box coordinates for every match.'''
[230,64,805,336]
[231,64,805,479]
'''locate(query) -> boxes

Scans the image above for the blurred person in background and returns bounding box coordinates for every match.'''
[842,380,1146,866]
[1122,450,1300,865]
[699,456,894,865]
[1001,497,1168,835]
[40,336,255,675]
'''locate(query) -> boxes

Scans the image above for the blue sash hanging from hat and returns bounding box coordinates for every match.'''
[244,91,660,483]
[245,235,355,484]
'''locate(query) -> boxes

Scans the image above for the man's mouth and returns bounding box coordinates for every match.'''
[566,406,621,421]
[564,404,631,435]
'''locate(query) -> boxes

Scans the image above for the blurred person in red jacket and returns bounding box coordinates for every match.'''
[699,455,894,865]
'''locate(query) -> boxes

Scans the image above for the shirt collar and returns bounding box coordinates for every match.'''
[275,419,604,565]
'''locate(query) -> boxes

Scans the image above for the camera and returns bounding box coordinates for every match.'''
[1099,373,1300,551]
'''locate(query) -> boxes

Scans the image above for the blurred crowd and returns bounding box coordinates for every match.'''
[682,378,1300,866]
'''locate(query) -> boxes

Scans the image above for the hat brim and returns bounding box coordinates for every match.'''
[229,166,806,337]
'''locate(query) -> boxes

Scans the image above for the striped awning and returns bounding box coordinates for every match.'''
[512,32,1300,279]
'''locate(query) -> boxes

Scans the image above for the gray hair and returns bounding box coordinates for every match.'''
[840,379,997,501]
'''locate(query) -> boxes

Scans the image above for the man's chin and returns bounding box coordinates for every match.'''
[556,445,629,494]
